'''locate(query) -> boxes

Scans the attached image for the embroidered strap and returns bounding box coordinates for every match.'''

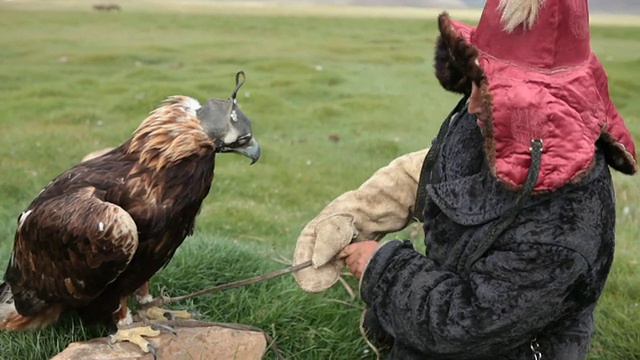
[413,96,469,222]
[460,138,543,277]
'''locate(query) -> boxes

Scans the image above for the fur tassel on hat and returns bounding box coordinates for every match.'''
[498,0,545,32]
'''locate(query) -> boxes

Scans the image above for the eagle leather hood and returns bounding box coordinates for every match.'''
[434,0,637,191]
[196,71,260,164]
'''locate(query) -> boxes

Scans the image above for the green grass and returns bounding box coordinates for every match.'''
[0,3,638,360]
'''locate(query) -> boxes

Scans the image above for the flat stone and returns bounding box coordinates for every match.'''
[50,322,267,360]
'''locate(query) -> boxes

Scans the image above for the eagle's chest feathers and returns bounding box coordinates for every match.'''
[122,152,216,232]
[104,153,216,294]
[110,104,218,272]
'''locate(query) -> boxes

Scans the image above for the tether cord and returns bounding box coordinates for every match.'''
[460,138,543,277]
[142,261,312,308]
[140,260,312,360]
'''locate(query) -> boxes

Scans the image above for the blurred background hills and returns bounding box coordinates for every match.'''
[224,0,640,14]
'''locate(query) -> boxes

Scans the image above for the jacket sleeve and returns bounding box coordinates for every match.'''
[360,239,589,358]
[333,148,427,242]
[293,148,428,293]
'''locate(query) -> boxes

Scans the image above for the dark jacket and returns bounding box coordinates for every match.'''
[360,106,615,359]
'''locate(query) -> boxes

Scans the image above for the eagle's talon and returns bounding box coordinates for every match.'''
[107,334,116,346]
[187,308,203,319]
[147,343,158,360]
[108,326,160,356]
[151,323,177,336]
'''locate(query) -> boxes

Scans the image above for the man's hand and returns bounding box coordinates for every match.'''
[339,241,379,280]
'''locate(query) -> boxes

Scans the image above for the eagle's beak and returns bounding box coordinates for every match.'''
[228,137,261,164]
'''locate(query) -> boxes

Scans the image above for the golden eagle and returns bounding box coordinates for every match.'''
[0,72,260,339]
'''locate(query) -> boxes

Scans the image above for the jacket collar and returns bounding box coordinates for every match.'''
[426,150,607,226]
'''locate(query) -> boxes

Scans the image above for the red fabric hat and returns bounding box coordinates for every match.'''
[435,0,637,191]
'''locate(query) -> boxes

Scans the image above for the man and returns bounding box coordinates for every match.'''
[293,0,637,359]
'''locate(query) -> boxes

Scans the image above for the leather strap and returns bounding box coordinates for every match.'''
[413,96,469,223]
[460,138,543,277]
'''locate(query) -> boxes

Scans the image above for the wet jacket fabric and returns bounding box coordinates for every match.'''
[360,106,616,360]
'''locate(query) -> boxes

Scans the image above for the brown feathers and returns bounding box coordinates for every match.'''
[8,187,139,315]
[81,147,114,162]
[0,304,65,331]
[128,96,214,171]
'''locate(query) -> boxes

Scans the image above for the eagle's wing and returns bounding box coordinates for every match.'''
[5,187,138,316]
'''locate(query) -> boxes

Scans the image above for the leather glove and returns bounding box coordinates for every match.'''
[293,148,428,293]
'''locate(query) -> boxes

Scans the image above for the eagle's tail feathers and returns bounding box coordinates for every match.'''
[0,283,63,330]
[0,281,10,303]
[0,281,19,330]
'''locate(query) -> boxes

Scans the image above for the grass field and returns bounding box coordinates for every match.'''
[0,1,639,359]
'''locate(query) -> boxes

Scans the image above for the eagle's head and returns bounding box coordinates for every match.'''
[195,71,260,164]
[129,71,261,169]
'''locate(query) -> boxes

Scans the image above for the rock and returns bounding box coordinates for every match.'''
[50,322,267,360]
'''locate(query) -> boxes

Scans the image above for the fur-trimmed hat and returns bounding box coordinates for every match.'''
[435,0,637,191]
